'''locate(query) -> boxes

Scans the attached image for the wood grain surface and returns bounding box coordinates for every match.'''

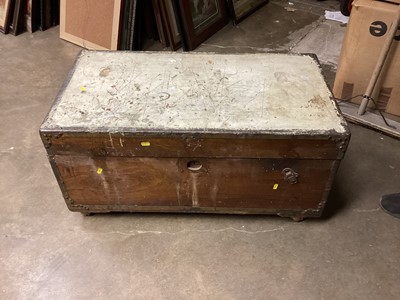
[43,132,344,159]
[55,155,334,212]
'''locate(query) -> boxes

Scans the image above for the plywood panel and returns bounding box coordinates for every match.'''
[60,0,121,50]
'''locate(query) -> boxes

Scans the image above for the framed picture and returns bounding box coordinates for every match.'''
[38,0,52,31]
[25,0,39,33]
[60,0,122,50]
[160,0,181,50]
[152,0,169,47]
[175,0,228,51]
[227,0,269,25]
[10,0,26,35]
[0,0,12,34]
[119,0,134,50]
[119,0,143,50]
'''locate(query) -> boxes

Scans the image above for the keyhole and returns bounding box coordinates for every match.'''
[187,160,202,171]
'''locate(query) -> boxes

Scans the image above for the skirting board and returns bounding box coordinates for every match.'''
[338,102,400,140]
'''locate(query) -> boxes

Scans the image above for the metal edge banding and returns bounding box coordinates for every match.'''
[48,155,89,212]
[314,159,341,218]
[339,133,351,159]
[70,204,318,218]
[41,127,346,138]
[327,133,350,160]
[39,50,85,132]
[45,129,345,138]
[39,50,84,150]
[304,52,351,138]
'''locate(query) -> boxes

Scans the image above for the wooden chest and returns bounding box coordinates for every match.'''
[40,51,350,221]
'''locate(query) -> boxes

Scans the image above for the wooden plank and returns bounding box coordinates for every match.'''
[44,133,342,159]
[54,155,334,213]
[339,102,400,139]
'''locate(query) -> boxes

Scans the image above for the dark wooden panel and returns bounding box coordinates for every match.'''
[208,159,332,210]
[55,155,334,212]
[175,0,229,51]
[175,158,333,210]
[45,133,343,159]
[55,155,183,206]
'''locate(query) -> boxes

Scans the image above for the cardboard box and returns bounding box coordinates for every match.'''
[333,0,400,116]
[374,0,400,4]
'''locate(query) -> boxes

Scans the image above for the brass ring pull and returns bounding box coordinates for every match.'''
[187,160,202,171]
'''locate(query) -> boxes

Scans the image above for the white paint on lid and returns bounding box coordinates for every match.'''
[42,51,347,134]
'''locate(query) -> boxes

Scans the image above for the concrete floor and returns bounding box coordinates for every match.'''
[1,0,399,299]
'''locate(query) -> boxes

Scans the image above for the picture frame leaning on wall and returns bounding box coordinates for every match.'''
[227,0,269,25]
[0,0,13,34]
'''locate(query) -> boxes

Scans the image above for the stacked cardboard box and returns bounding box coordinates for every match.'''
[374,0,400,3]
[333,0,400,117]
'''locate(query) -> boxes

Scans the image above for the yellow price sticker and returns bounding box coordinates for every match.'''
[141,141,151,147]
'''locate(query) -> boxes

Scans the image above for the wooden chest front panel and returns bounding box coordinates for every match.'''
[54,155,334,214]
[47,133,344,160]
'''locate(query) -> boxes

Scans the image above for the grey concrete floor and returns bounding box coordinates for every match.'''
[1,1,399,299]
